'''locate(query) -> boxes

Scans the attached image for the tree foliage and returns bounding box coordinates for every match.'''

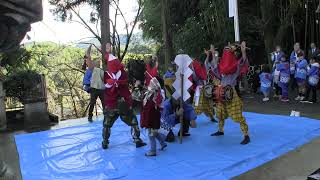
[141,0,319,64]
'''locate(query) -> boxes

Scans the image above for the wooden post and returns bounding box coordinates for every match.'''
[95,103,98,117]
[179,73,184,144]
[0,80,6,131]
[101,0,110,70]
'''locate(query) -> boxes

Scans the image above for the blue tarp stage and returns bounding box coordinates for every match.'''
[15,112,320,180]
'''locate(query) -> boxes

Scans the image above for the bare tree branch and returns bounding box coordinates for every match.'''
[120,1,144,60]
[70,7,101,42]
[111,0,129,36]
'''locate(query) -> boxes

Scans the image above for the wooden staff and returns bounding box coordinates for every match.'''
[95,103,98,117]
[179,73,184,144]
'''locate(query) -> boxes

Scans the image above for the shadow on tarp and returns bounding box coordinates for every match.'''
[15,112,320,180]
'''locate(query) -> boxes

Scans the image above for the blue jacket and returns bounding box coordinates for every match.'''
[259,73,272,88]
[164,71,175,79]
[161,99,197,128]
[294,59,308,80]
[308,63,320,86]
[277,61,290,84]
[289,51,298,74]
[83,69,92,85]
[272,51,285,62]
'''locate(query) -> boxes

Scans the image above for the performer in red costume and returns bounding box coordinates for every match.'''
[189,57,207,102]
[192,46,219,122]
[102,43,146,149]
[211,42,251,145]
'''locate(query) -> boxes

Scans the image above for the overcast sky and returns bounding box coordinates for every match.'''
[22,0,141,44]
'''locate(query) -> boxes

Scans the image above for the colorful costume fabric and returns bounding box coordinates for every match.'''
[145,63,158,87]
[164,70,175,98]
[140,78,166,155]
[214,49,250,137]
[160,99,197,132]
[140,78,163,129]
[216,89,248,136]
[190,59,215,119]
[102,53,144,147]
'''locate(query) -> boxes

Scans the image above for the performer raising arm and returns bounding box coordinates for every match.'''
[102,43,146,149]
[211,41,251,145]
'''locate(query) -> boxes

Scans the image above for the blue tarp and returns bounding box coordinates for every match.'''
[15,112,320,180]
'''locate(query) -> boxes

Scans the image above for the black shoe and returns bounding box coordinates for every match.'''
[211,131,224,136]
[102,141,108,149]
[160,143,168,151]
[88,117,93,123]
[240,136,251,145]
[165,130,175,142]
[177,131,190,137]
[211,118,218,123]
[136,141,147,148]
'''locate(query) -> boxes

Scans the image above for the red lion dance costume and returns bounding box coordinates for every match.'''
[102,53,146,149]
[211,43,251,145]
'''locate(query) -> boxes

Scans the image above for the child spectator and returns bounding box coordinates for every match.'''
[259,65,272,101]
[273,61,281,98]
[140,77,167,156]
[164,63,176,79]
[277,55,290,102]
[294,52,308,101]
[301,57,319,103]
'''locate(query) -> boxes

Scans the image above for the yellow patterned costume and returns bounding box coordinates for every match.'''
[193,78,220,119]
[194,89,214,118]
[164,78,175,98]
[216,89,249,136]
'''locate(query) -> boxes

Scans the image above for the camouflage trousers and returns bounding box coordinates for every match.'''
[102,108,142,144]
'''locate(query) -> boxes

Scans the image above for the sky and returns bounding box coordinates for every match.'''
[22,0,141,44]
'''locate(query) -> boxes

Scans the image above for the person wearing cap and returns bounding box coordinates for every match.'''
[294,52,308,101]
[102,43,146,149]
[211,42,250,145]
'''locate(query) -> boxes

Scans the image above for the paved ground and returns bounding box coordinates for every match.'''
[234,92,320,180]
[0,90,319,180]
